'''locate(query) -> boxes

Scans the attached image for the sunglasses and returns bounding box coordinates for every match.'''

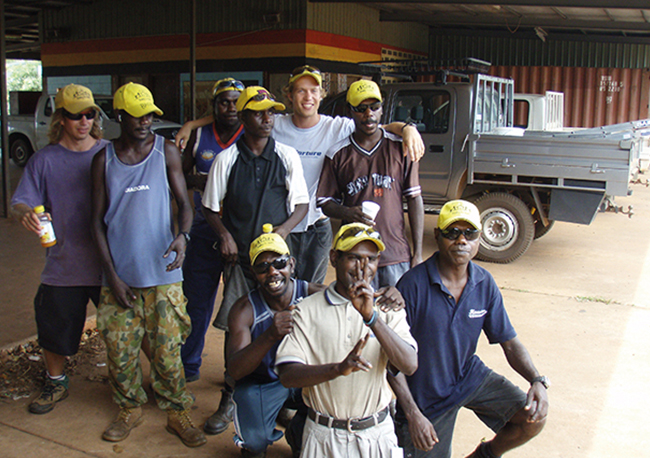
[213,79,245,97]
[440,227,481,241]
[63,109,97,121]
[335,227,382,247]
[242,90,276,111]
[290,65,321,78]
[252,255,290,275]
[349,102,382,113]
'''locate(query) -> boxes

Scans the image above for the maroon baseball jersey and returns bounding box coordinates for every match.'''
[317,129,421,266]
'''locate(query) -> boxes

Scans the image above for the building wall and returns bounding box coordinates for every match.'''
[46,75,112,96]
[39,0,428,122]
[307,2,428,56]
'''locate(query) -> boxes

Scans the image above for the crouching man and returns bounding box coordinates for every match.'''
[226,224,324,457]
[391,200,548,458]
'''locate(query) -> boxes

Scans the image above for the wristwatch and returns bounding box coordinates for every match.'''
[531,375,550,389]
[180,231,191,243]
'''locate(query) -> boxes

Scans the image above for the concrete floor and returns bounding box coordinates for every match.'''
[1,160,649,457]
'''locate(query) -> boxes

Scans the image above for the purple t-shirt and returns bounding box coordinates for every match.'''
[11,140,109,287]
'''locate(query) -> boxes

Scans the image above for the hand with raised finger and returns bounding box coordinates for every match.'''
[348,263,375,320]
[337,333,372,376]
[374,286,405,312]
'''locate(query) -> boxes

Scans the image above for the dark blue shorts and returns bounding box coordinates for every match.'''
[397,370,527,458]
[34,284,100,356]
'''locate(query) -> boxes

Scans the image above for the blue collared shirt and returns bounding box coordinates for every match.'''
[396,252,517,420]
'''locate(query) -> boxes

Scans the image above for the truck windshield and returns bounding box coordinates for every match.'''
[392,90,450,134]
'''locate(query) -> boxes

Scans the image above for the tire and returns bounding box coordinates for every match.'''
[534,219,554,240]
[473,192,534,263]
[10,137,34,167]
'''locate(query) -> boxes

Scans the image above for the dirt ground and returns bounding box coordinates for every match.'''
[1,160,649,457]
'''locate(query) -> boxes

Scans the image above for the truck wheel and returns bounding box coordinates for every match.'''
[10,138,34,167]
[473,192,534,263]
[534,219,554,239]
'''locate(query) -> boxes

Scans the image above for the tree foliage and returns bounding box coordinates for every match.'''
[6,60,42,92]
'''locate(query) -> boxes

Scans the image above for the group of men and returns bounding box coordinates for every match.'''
[11,65,549,458]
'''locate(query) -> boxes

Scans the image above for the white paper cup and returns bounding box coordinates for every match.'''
[362,201,380,221]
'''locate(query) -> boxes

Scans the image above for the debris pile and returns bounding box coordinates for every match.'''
[0,328,107,401]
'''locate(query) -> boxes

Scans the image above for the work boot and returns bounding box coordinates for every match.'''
[166,409,207,448]
[203,388,234,435]
[102,406,144,442]
[29,375,69,414]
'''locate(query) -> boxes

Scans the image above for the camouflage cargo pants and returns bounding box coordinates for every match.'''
[97,282,193,411]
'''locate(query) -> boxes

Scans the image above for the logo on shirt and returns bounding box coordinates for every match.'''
[468,309,487,319]
[200,150,216,161]
[371,173,395,190]
[346,174,396,197]
[297,150,321,157]
[124,185,150,193]
[346,176,369,196]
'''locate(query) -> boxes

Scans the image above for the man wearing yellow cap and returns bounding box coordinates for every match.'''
[202,86,309,285]
[176,67,424,288]
[317,79,424,289]
[11,84,108,415]
[223,224,324,457]
[390,200,549,458]
[180,78,244,381]
[275,223,418,457]
[180,77,246,435]
[91,82,206,447]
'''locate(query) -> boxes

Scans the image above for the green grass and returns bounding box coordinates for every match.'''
[575,296,614,304]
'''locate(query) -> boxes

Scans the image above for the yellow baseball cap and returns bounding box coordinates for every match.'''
[438,200,482,231]
[346,80,382,107]
[332,223,385,253]
[288,65,323,87]
[236,86,286,113]
[212,78,245,98]
[113,82,163,118]
[249,224,291,265]
[54,84,100,114]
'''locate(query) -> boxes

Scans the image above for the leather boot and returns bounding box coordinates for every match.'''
[102,406,144,442]
[166,408,207,448]
[203,388,234,435]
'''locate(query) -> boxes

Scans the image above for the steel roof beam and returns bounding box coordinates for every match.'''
[380,11,650,33]
[311,0,650,8]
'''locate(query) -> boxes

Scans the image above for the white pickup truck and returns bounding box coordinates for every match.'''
[7,93,181,166]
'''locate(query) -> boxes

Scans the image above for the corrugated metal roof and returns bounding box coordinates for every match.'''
[431,33,650,69]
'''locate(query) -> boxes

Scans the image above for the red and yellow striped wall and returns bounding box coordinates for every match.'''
[41,29,422,68]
